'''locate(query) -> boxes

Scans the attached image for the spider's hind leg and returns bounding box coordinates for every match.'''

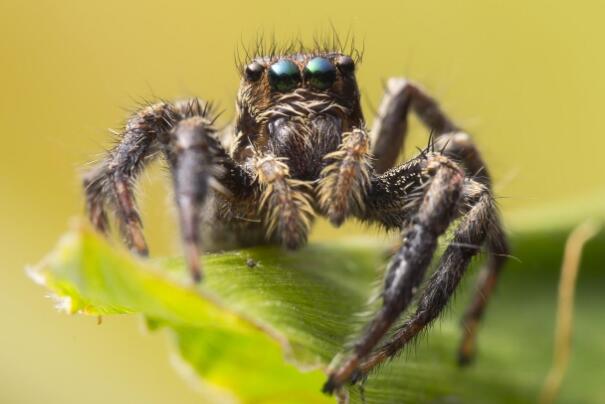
[458,209,509,364]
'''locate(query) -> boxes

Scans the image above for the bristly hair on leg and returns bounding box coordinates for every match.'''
[427,129,436,153]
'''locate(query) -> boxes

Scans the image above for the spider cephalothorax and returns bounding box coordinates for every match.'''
[227,52,372,250]
[233,53,363,179]
[83,43,509,398]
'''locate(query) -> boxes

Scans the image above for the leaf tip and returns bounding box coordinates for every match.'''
[25,264,46,286]
[48,294,75,314]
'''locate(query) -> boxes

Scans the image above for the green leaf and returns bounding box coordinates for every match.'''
[30,197,605,403]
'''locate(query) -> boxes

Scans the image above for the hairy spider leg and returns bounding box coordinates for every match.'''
[83,99,249,281]
[83,102,176,255]
[458,223,508,364]
[356,178,506,379]
[369,77,509,364]
[324,153,466,392]
[162,114,234,282]
[371,78,490,185]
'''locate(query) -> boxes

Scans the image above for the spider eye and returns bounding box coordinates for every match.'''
[268,60,301,92]
[335,55,355,75]
[304,57,336,90]
[245,61,264,82]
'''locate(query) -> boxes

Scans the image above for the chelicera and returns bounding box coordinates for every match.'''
[83,43,509,396]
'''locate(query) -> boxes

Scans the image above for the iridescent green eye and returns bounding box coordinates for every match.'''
[268,60,301,92]
[304,57,336,90]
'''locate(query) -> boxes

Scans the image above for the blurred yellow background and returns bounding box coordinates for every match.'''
[1,1,604,403]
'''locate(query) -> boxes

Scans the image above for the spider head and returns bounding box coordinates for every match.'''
[234,53,364,179]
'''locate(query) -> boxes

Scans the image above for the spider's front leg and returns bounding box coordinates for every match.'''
[83,100,248,281]
[162,115,246,281]
[355,178,507,380]
[83,102,171,254]
[324,153,466,393]
[325,154,508,394]
[372,78,510,363]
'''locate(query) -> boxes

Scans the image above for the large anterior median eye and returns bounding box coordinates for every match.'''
[304,57,336,90]
[268,60,301,92]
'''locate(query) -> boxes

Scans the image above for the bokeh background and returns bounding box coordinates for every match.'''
[1,1,604,403]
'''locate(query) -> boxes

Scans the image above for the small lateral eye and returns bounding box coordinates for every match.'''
[304,57,336,90]
[268,59,301,92]
[245,61,264,82]
[335,55,355,75]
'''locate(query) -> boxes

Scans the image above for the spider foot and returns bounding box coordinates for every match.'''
[457,319,479,366]
[323,355,365,395]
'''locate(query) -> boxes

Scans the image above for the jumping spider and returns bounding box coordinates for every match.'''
[83,44,509,395]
